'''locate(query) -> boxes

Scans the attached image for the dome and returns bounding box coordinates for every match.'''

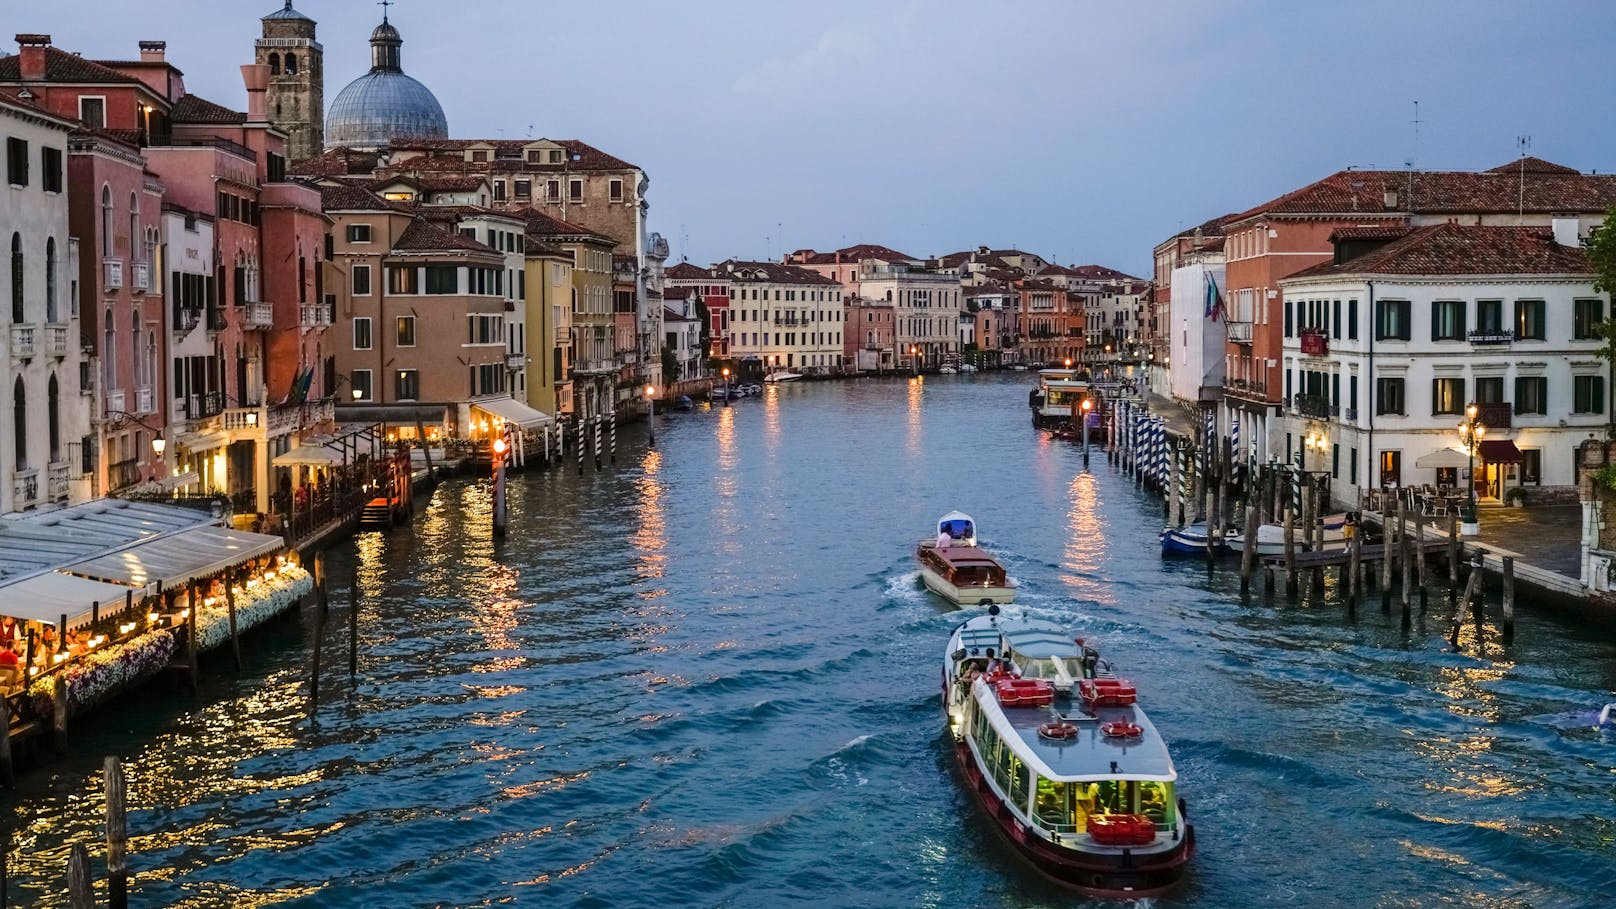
[262,1,312,21]
[325,71,447,150]
[323,14,448,151]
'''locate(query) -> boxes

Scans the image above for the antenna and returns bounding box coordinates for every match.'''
[1517,134,1532,224]
[1410,100,1421,172]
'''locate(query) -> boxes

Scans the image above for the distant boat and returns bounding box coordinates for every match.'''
[674,395,694,411]
[959,363,978,373]
[1160,523,1223,556]
[764,372,802,384]
[939,365,958,375]
[1010,364,1029,372]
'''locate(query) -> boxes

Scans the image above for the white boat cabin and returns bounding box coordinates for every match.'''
[936,511,977,548]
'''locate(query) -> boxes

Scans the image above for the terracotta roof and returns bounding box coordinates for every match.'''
[170,94,245,125]
[791,243,916,265]
[1068,264,1143,281]
[664,262,713,280]
[371,173,486,193]
[385,138,638,172]
[408,203,522,222]
[518,208,615,245]
[714,260,841,286]
[1485,156,1582,176]
[319,184,393,212]
[1328,226,1414,243]
[290,146,379,177]
[393,218,497,254]
[965,284,1015,297]
[1287,224,1590,280]
[0,46,145,86]
[1230,160,1616,223]
[0,89,78,129]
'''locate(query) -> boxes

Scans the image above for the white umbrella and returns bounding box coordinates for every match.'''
[1415,447,1471,469]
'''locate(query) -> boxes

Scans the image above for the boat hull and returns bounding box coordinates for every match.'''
[919,565,1016,606]
[1160,526,1221,556]
[949,737,1194,895]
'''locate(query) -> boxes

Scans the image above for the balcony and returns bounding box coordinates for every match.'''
[207,307,228,332]
[12,468,38,506]
[47,462,70,501]
[1294,393,1338,419]
[135,385,154,415]
[1227,321,1254,343]
[222,397,334,440]
[244,302,274,329]
[175,307,201,333]
[10,324,34,359]
[45,324,68,357]
[107,458,141,492]
[103,259,124,290]
[184,391,224,420]
[1225,377,1271,402]
[105,388,126,416]
[1478,402,1513,429]
[131,263,150,293]
[1468,329,1514,346]
[299,304,331,329]
[505,353,525,370]
[1299,328,1328,357]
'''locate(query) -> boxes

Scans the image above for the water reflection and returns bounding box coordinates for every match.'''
[906,377,923,455]
[1062,471,1111,604]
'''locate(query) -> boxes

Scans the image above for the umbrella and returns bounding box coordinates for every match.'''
[1414,447,1471,469]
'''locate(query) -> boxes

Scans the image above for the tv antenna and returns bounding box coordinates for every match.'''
[1410,100,1422,172]
[1517,135,1532,223]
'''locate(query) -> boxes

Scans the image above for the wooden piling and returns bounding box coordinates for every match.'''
[1447,513,1460,603]
[310,553,328,713]
[66,843,91,909]
[52,676,67,758]
[1450,553,1485,648]
[186,583,199,696]
[348,556,359,676]
[1400,522,1413,626]
[1283,506,1298,596]
[225,569,242,673]
[1240,505,1258,594]
[1347,532,1363,614]
[1413,514,1428,610]
[1502,556,1516,643]
[0,696,12,789]
[105,755,128,909]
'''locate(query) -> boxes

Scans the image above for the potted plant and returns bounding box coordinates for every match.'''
[1503,487,1526,508]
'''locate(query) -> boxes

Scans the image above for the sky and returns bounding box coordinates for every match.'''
[16,0,1616,276]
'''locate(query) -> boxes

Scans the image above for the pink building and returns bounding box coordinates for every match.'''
[845,295,895,372]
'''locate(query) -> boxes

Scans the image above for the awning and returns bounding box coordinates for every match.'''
[1415,448,1471,469]
[1477,439,1524,463]
[66,525,285,589]
[273,444,343,467]
[472,396,552,430]
[175,430,228,453]
[0,572,145,630]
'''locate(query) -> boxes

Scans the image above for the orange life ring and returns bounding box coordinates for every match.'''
[1101,721,1143,738]
[1037,722,1078,740]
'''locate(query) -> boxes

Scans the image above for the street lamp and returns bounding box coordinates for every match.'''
[721,367,731,407]
[911,346,919,376]
[645,384,657,447]
[1458,403,1486,533]
[1303,432,1327,472]
[352,387,363,401]
[491,434,508,536]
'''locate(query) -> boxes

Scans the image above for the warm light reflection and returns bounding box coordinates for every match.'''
[1062,471,1113,604]
[632,448,668,592]
[906,376,924,455]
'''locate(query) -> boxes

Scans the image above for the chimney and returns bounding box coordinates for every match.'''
[240,64,270,122]
[1552,217,1580,248]
[1383,185,1399,210]
[16,34,49,82]
[138,40,166,63]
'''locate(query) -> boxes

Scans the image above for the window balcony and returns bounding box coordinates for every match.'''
[184,390,224,420]
[1468,329,1513,345]
[1227,321,1254,343]
[107,458,141,492]
[103,259,124,290]
[299,303,331,329]
[1293,393,1337,419]
[135,385,154,415]
[244,301,274,329]
[45,324,68,358]
[131,263,150,293]
[10,324,34,359]
[12,468,39,506]
[47,462,70,502]
[175,307,201,333]
[505,353,525,370]
[105,388,126,415]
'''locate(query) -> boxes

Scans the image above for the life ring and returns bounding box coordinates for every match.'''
[1101,721,1143,738]
[1038,722,1078,741]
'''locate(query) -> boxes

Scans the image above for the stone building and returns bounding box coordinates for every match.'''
[257,1,323,162]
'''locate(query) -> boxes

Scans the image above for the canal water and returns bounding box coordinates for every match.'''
[5,374,1615,908]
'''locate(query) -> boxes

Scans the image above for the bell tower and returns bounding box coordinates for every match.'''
[256,2,324,162]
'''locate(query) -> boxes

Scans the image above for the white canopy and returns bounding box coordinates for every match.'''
[0,571,145,630]
[472,397,552,430]
[273,444,343,467]
[1415,447,1471,469]
[67,525,285,589]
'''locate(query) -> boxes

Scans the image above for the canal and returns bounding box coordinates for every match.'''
[5,374,1615,907]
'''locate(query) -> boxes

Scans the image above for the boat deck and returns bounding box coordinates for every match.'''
[979,686,1176,781]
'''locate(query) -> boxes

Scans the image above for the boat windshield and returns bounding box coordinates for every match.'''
[940,518,974,540]
[1032,776,1176,833]
[1045,388,1086,407]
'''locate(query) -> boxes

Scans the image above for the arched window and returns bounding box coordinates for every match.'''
[275,99,282,120]
[103,308,116,391]
[101,186,112,257]
[298,255,307,303]
[144,227,157,273]
[285,53,298,75]
[128,192,140,263]
[131,311,142,388]
[47,374,60,463]
[9,233,21,324]
[268,53,280,75]
[45,237,57,322]
[12,377,26,469]
[144,329,156,401]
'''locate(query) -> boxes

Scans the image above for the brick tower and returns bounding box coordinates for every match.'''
[256,2,324,162]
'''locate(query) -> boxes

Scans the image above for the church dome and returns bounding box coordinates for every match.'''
[323,14,447,151]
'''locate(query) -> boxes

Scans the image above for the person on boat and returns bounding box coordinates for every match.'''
[936,529,952,549]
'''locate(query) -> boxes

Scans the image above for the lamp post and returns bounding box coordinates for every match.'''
[1458,402,1486,535]
[645,384,657,447]
[491,434,507,537]
[721,367,730,407]
[1080,397,1093,468]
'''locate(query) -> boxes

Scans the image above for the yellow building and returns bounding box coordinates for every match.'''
[522,210,616,420]
[523,241,574,416]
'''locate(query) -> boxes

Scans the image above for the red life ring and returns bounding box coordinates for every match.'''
[1101,721,1143,738]
[1037,722,1078,741]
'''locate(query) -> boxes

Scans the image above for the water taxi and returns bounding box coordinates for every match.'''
[763,371,803,383]
[917,512,1016,607]
[1226,513,1354,556]
[943,610,1194,894]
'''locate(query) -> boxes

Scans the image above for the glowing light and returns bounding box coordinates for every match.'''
[493,437,507,455]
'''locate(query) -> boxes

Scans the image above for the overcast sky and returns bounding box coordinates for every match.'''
[19,1,1616,275]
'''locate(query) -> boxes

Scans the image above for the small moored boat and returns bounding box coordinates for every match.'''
[1159,523,1223,556]
[1226,513,1353,556]
[763,371,803,383]
[917,512,1016,606]
[943,610,1194,894]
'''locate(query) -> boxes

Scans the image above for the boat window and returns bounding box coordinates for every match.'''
[1139,781,1172,827]
[1002,749,1030,813]
[940,519,972,539]
[1033,777,1079,833]
[1083,780,1129,816]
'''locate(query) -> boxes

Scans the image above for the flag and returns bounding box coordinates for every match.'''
[1204,272,1226,322]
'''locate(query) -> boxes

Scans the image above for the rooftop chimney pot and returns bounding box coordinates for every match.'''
[138,40,166,62]
[16,34,48,81]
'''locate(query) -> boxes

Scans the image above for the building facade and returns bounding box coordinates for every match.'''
[257,1,324,162]
[714,260,844,377]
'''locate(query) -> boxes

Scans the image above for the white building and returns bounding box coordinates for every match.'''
[716,260,843,376]
[1168,258,1227,404]
[857,262,961,368]
[161,205,225,493]
[661,292,703,383]
[2,95,92,511]
[1277,221,1607,509]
